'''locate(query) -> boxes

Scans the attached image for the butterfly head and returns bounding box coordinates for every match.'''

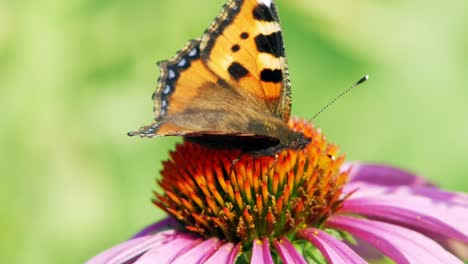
[286,131,312,150]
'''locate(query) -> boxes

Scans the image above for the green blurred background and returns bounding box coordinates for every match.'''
[1,0,467,263]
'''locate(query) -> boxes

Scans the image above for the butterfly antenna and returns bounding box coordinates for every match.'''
[311,75,369,121]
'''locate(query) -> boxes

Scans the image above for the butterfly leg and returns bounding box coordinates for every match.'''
[228,151,248,178]
[267,154,279,176]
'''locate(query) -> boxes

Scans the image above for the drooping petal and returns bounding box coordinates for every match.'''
[328,216,463,264]
[251,238,274,264]
[341,195,468,242]
[344,163,432,187]
[133,234,202,264]
[298,228,367,264]
[132,217,179,238]
[87,230,176,264]
[273,238,307,264]
[384,185,468,207]
[204,243,240,264]
[404,187,468,207]
[343,181,468,208]
[172,237,222,264]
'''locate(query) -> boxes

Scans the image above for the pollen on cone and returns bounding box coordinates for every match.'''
[154,119,348,246]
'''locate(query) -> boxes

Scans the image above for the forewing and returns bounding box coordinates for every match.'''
[129,39,218,137]
[128,39,272,137]
[200,0,292,121]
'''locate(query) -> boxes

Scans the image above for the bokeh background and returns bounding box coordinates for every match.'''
[1,0,467,263]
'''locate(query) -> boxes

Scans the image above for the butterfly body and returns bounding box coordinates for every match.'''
[129,0,311,156]
[183,117,311,157]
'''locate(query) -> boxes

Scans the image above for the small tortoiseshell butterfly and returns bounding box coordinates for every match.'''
[129,0,311,156]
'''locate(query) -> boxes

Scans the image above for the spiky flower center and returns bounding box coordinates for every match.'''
[153,119,348,248]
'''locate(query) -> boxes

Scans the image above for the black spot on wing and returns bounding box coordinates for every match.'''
[217,79,230,88]
[252,4,276,22]
[254,32,285,58]
[231,44,240,52]
[260,69,282,83]
[228,62,249,80]
[240,32,249,39]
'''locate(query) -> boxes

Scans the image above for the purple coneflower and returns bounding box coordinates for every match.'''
[88,119,468,263]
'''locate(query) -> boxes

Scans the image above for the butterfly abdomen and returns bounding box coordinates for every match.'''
[186,134,279,153]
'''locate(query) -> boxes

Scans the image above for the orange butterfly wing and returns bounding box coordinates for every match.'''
[128,39,276,138]
[200,0,292,121]
[129,0,292,138]
[129,39,218,137]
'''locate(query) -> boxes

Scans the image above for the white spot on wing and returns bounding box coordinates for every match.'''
[258,53,281,69]
[255,21,281,35]
[258,0,272,7]
[188,48,197,57]
[163,84,171,95]
[177,59,187,67]
[168,69,176,79]
[145,127,155,134]
[220,56,235,73]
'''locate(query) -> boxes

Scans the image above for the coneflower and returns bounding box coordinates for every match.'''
[88,119,468,263]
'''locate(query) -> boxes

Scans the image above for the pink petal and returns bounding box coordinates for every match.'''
[133,235,202,264]
[427,234,468,261]
[384,185,468,207]
[172,237,222,264]
[328,216,463,264]
[273,238,307,264]
[298,228,367,264]
[345,237,385,261]
[132,217,179,238]
[344,162,432,187]
[406,187,468,207]
[205,243,240,264]
[343,182,468,208]
[341,196,468,242]
[251,238,274,264]
[86,230,176,264]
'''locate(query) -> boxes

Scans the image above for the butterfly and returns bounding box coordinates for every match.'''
[129,0,311,157]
